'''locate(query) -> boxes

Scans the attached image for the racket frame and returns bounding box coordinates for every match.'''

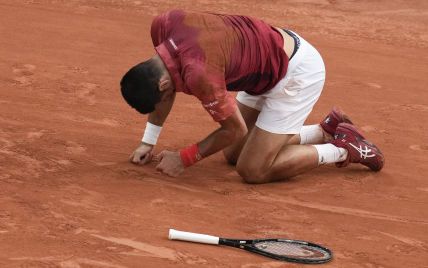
[219,238,332,264]
[169,229,332,264]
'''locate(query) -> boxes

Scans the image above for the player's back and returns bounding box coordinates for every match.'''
[151,10,288,95]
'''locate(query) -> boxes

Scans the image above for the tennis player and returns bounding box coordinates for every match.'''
[120,10,384,183]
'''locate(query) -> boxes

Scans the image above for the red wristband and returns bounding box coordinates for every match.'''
[180,144,202,167]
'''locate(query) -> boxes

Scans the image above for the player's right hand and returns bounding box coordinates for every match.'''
[129,143,154,165]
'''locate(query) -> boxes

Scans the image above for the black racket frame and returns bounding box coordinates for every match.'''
[219,238,333,264]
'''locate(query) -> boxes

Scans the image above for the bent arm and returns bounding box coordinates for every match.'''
[131,92,176,164]
[197,108,248,158]
[147,92,176,127]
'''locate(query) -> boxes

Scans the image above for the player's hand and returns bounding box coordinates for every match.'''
[155,150,184,177]
[129,143,154,165]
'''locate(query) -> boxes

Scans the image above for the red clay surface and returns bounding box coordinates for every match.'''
[1,0,428,267]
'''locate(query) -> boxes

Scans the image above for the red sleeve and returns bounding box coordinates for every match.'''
[151,10,185,47]
[201,92,237,122]
[151,14,165,47]
[182,60,237,122]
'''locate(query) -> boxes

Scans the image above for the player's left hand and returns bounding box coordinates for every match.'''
[154,150,184,177]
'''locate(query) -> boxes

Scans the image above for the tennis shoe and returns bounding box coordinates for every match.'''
[331,123,384,171]
[320,107,353,137]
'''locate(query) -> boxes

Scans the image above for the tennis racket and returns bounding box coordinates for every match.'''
[168,229,332,264]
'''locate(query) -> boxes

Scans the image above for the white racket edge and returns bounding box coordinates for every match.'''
[169,229,220,245]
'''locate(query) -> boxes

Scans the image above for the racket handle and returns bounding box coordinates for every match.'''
[169,229,219,245]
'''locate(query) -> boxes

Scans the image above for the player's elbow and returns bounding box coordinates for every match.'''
[223,124,247,143]
[233,124,248,141]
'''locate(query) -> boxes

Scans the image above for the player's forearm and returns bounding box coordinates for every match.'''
[141,93,176,146]
[199,108,247,158]
[179,108,247,167]
[198,125,247,158]
[148,92,176,126]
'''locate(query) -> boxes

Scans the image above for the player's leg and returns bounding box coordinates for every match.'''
[228,106,352,175]
[236,33,343,183]
[236,126,320,183]
[288,106,354,145]
[223,93,261,165]
[223,95,347,164]
[236,33,383,183]
[236,87,329,183]
[223,102,324,163]
[222,93,323,164]
[222,96,331,164]
[287,124,325,145]
[236,107,355,183]
[236,105,381,183]
[223,102,259,165]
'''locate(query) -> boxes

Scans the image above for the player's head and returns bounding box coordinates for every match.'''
[120,58,163,114]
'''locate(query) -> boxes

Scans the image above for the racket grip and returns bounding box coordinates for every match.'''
[169,229,219,245]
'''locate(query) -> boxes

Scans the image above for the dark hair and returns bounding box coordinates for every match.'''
[120,59,162,114]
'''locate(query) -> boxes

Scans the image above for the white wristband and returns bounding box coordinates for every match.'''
[142,122,162,145]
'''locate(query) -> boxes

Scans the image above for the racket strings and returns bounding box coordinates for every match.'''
[253,241,330,260]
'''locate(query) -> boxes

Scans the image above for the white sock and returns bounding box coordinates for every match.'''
[312,144,348,165]
[300,125,324,144]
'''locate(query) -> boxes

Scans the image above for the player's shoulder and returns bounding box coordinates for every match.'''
[151,10,187,44]
[152,9,186,26]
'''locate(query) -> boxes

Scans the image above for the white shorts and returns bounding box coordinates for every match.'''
[236,32,325,134]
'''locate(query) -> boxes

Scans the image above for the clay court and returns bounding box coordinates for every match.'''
[1,0,427,267]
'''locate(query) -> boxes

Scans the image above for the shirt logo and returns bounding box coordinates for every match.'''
[168,38,178,50]
[203,100,219,108]
[208,109,218,115]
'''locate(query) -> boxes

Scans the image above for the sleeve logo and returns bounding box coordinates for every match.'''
[168,38,178,50]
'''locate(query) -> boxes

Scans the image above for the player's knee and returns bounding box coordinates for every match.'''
[242,174,269,184]
[236,164,269,184]
[237,158,295,183]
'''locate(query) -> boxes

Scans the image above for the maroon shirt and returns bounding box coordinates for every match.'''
[151,10,288,121]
